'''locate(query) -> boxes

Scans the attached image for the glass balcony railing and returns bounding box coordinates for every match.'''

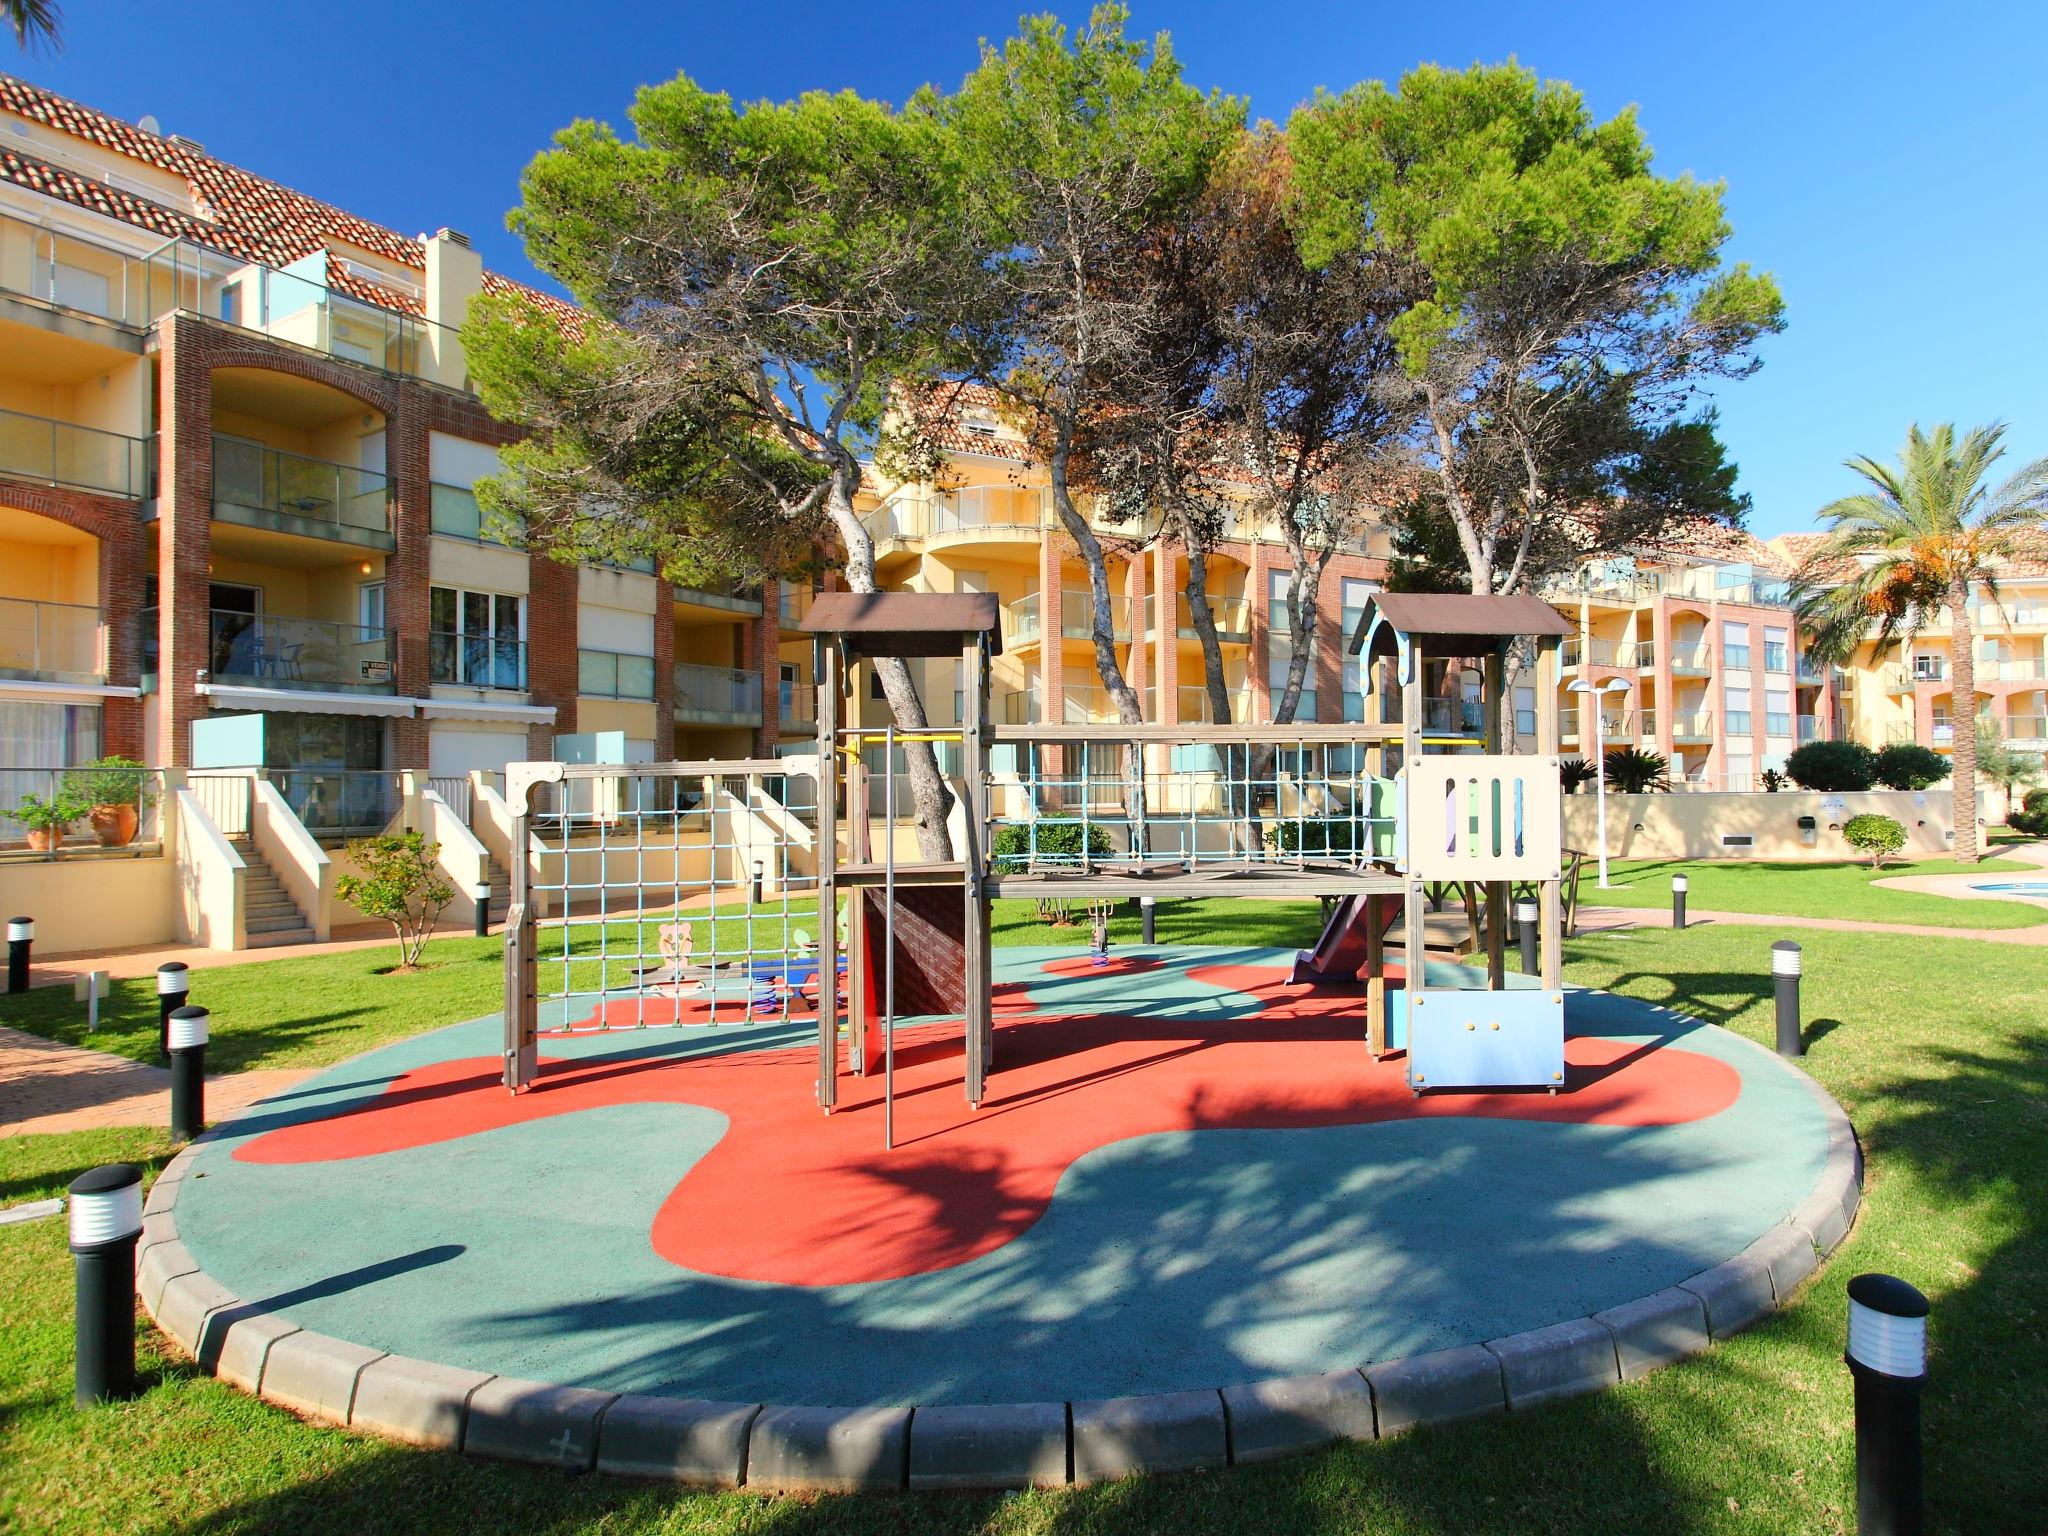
[0,210,469,389]
[1563,709,1632,741]
[1173,598,1251,641]
[0,598,102,683]
[271,769,403,835]
[1669,710,1715,741]
[1668,645,1712,675]
[865,484,1049,542]
[1797,655,1827,683]
[1008,593,1041,646]
[1638,708,1657,739]
[1423,697,1486,734]
[1057,589,1134,642]
[1618,641,1656,668]
[1797,714,1821,743]
[213,436,392,543]
[1984,657,2048,682]
[2006,714,2048,742]
[674,662,761,720]
[162,609,397,694]
[0,407,149,498]
[578,648,656,700]
[1177,685,1255,724]
[428,632,526,691]
[778,679,815,725]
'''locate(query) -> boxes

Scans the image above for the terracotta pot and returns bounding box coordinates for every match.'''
[91,803,138,847]
[24,826,64,853]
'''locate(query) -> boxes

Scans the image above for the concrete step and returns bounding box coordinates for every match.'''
[245,926,317,949]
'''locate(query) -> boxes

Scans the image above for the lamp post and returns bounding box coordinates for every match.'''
[1568,678,1631,889]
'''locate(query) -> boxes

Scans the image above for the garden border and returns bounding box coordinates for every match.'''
[136,1005,1863,1492]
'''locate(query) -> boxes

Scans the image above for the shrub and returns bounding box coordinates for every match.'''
[2024,788,2048,816]
[2009,808,2048,836]
[1873,742,1949,791]
[65,755,161,810]
[992,820,1112,870]
[1266,815,1362,857]
[1602,746,1670,794]
[1760,768,1789,793]
[5,787,86,837]
[1842,812,1906,869]
[1559,758,1597,795]
[1786,739,1878,791]
[335,832,454,968]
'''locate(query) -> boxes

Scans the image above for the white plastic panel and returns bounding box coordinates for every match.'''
[1402,756,1562,881]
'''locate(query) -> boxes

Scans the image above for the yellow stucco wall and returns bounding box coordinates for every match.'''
[1562,788,1981,861]
[0,855,178,955]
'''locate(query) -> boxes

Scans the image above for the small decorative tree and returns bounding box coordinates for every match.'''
[1842,812,1906,869]
[336,833,453,969]
[1975,719,2043,818]
[1872,742,1949,791]
[1602,747,1671,794]
[1786,739,1878,791]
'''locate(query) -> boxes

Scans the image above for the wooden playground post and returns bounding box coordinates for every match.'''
[814,635,840,1110]
[1535,632,1564,992]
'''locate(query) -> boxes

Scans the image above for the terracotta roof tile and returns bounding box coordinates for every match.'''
[0,72,571,332]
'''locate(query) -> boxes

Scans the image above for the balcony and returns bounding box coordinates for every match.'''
[270,769,404,837]
[674,662,762,724]
[778,679,815,727]
[1178,685,1256,724]
[1423,697,1485,735]
[1985,657,2048,682]
[1797,656,1828,684]
[428,632,527,692]
[865,484,1048,544]
[0,598,102,684]
[1562,709,1632,743]
[2007,714,2048,745]
[1008,593,1042,647]
[1667,645,1711,676]
[1617,641,1655,669]
[579,649,656,700]
[1172,598,1251,644]
[1797,714,1821,743]
[1669,710,1714,743]
[212,437,392,549]
[0,408,149,498]
[155,610,397,695]
[1563,638,1619,668]
[0,210,468,389]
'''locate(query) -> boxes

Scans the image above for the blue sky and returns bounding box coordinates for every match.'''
[18,0,2046,537]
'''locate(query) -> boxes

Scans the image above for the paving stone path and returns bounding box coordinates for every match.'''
[0,1025,311,1137]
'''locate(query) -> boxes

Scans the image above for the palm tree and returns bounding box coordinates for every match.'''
[1792,423,2048,863]
[6,0,60,50]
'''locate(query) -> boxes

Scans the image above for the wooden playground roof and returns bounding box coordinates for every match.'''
[801,591,1003,659]
[1347,592,1571,658]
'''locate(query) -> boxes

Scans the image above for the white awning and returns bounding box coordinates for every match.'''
[418,698,557,725]
[198,684,417,718]
[0,679,144,704]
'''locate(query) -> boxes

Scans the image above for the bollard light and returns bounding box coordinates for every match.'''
[1515,899,1539,975]
[1672,874,1689,931]
[1846,1273,1929,1536]
[155,961,190,1059]
[168,1006,209,1142]
[69,1163,144,1406]
[1140,895,1156,945]
[7,915,33,994]
[1772,940,1803,1058]
[471,884,491,939]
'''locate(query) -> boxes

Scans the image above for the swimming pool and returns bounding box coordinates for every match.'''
[1971,881,2048,895]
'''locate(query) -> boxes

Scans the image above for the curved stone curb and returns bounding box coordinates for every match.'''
[139,1036,1865,1493]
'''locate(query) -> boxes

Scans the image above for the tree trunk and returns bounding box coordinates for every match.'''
[826,477,954,863]
[1948,578,1979,864]
[1048,440,1148,860]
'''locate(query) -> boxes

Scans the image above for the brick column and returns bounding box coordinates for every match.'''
[1314,557,1348,723]
[528,553,578,743]
[1249,539,1271,724]
[757,578,782,752]
[97,512,146,759]
[1037,531,1063,725]
[1651,599,1674,763]
[387,383,433,771]
[156,318,214,769]
[652,579,676,758]
[1153,541,1179,724]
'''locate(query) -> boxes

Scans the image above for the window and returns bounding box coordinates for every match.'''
[219,283,242,326]
[1725,686,1752,736]
[1766,689,1792,738]
[1269,570,1316,719]
[1725,753,1753,793]
[429,585,525,689]
[358,582,385,634]
[1764,627,1789,673]
[1722,621,1751,671]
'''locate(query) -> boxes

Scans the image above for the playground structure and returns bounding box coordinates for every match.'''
[500,589,1573,1114]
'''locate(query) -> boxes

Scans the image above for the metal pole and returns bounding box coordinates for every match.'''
[1773,940,1803,1057]
[1847,1273,1929,1536]
[1515,899,1538,974]
[168,1005,209,1142]
[472,885,490,938]
[69,1163,143,1407]
[1592,711,1612,888]
[883,724,896,1152]
[1140,895,1156,945]
[155,961,189,1059]
[1672,874,1689,930]
[7,915,32,993]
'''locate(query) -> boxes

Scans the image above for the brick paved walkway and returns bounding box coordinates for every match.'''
[0,1025,311,1138]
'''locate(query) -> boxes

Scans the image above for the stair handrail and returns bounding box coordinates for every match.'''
[172,786,247,950]
[417,789,492,929]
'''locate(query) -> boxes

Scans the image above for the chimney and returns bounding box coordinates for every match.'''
[423,228,483,332]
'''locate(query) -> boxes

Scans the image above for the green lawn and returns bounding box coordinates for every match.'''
[3,909,2045,1533]
[1575,852,2048,929]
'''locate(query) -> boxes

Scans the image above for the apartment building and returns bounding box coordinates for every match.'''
[0,76,778,845]
[1770,533,2048,762]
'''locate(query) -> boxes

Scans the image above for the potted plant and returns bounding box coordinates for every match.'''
[69,756,158,847]
[8,788,87,853]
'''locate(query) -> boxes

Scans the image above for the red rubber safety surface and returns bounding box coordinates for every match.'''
[238,961,1740,1288]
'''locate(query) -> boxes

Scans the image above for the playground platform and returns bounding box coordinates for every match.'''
[140,946,1859,1492]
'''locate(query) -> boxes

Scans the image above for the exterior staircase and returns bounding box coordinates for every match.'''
[228,836,317,948]
[484,856,511,928]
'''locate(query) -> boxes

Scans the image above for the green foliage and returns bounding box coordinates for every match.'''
[1760,768,1789,793]
[992,820,1114,870]
[1842,812,1907,869]
[2023,788,2048,816]
[1559,757,1597,794]
[2009,808,2048,837]
[1873,742,1950,791]
[1976,718,2044,814]
[1786,739,1878,792]
[1602,746,1670,794]
[334,833,454,969]
[4,788,84,834]
[1264,816,1361,856]
[65,754,158,810]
